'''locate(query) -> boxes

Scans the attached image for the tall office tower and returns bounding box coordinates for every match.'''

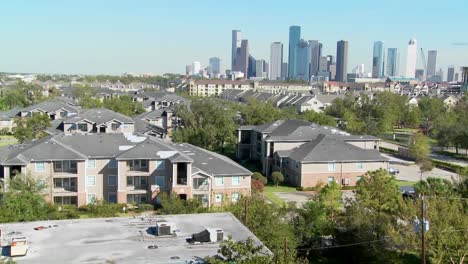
[185,64,193,75]
[236,39,249,78]
[386,48,398,76]
[463,67,468,89]
[372,41,385,78]
[255,59,265,78]
[192,61,201,75]
[264,62,269,79]
[247,54,256,78]
[405,38,417,78]
[309,40,320,77]
[270,42,283,80]
[295,39,311,81]
[288,26,301,79]
[427,50,437,77]
[415,69,425,81]
[336,40,349,82]
[209,57,221,76]
[329,64,336,81]
[281,62,288,80]
[319,56,328,72]
[326,55,334,70]
[437,68,444,81]
[231,30,242,70]
[447,66,455,82]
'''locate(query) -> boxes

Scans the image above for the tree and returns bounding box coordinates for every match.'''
[158,192,207,214]
[409,132,431,163]
[204,236,273,264]
[240,98,292,125]
[12,113,51,143]
[300,110,337,127]
[72,85,102,109]
[252,172,267,185]
[271,171,284,186]
[102,96,145,116]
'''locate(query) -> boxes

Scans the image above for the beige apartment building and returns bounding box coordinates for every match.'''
[237,120,387,188]
[0,133,251,207]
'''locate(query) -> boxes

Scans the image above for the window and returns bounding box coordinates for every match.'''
[87,159,96,168]
[111,123,120,131]
[78,123,87,132]
[215,176,224,186]
[328,176,335,184]
[356,176,362,182]
[215,193,223,203]
[108,175,117,186]
[232,193,240,202]
[87,175,96,186]
[156,160,165,170]
[328,162,335,172]
[108,159,117,168]
[155,176,165,187]
[108,193,117,203]
[37,179,46,188]
[87,193,96,204]
[356,163,363,170]
[232,176,240,186]
[140,160,148,168]
[35,162,45,172]
[193,178,208,189]
[54,160,77,172]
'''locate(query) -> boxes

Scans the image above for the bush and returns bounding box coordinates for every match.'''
[251,179,265,193]
[158,193,207,214]
[271,171,284,186]
[78,201,126,217]
[379,147,398,155]
[432,159,464,172]
[135,203,154,212]
[252,172,267,185]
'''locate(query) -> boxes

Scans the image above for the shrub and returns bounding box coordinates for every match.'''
[135,203,154,212]
[271,171,284,186]
[252,172,267,185]
[158,193,207,214]
[79,201,126,217]
[251,179,265,193]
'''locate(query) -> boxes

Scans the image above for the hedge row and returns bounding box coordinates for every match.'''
[431,159,464,172]
[379,147,398,155]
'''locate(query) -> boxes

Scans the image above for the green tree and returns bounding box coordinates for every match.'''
[409,132,431,163]
[102,96,145,116]
[204,236,273,264]
[12,113,51,143]
[252,172,267,185]
[300,110,337,126]
[72,85,102,109]
[271,171,284,186]
[240,98,291,125]
[158,193,207,214]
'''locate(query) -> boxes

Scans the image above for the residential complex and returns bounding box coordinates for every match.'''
[0,133,252,207]
[237,120,387,188]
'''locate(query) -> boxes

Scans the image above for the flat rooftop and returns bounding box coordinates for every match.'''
[0,213,268,264]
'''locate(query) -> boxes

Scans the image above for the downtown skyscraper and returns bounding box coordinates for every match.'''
[405,38,417,78]
[309,40,320,77]
[209,57,221,76]
[427,50,437,77]
[386,48,399,76]
[231,30,242,70]
[288,26,301,79]
[372,41,385,78]
[270,42,283,80]
[336,40,349,82]
[295,39,311,81]
[447,66,455,82]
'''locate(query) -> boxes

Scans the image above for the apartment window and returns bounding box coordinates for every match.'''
[328,176,335,184]
[215,193,223,203]
[87,159,96,168]
[35,162,45,172]
[111,123,120,131]
[155,176,165,187]
[127,176,147,186]
[232,176,240,186]
[108,175,117,186]
[356,176,362,182]
[156,160,165,170]
[231,193,240,202]
[87,193,96,204]
[108,193,117,203]
[87,175,96,186]
[193,178,208,189]
[78,123,87,132]
[108,159,117,168]
[54,160,77,172]
[356,163,364,170]
[127,160,148,170]
[328,162,335,172]
[215,176,224,186]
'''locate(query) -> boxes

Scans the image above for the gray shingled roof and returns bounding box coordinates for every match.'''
[287,134,387,163]
[63,108,134,125]
[116,137,176,160]
[21,100,79,114]
[0,108,21,121]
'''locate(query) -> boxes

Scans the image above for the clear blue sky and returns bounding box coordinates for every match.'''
[1,0,467,76]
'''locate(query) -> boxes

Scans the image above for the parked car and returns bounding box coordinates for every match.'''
[388,167,400,175]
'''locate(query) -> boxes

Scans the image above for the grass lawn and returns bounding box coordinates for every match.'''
[0,135,17,147]
[395,180,417,187]
[264,185,297,206]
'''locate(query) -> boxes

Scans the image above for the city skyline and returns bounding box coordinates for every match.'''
[1,0,467,75]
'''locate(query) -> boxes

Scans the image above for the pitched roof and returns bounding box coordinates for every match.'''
[116,137,177,160]
[287,134,387,163]
[21,100,79,114]
[63,108,134,125]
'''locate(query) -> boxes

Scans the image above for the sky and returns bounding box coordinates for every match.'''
[1,0,467,76]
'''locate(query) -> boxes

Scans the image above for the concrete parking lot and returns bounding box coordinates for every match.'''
[390,163,458,182]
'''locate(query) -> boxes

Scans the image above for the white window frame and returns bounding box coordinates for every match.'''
[87,193,96,204]
[328,162,335,172]
[356,176,362,182]
[215,193,223,203]
[87,175,96,186]
[108,175,117,186]
[87,159,96,168]
[231,192,240,202]
[232,176,241,186]
[327,176,335,184]
[35,162,45,172]
[356,162,364,170]
[215,176,224,186]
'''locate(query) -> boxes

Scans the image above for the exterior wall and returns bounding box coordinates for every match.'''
[0,120,14,131]
[64,122,135,134]
[210,175,251,206]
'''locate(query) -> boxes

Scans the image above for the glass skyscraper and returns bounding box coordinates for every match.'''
[386,48,398,77]
[288,26,301,79]
[372,41,385,78]
[336,40,348,82]
[294,39,311,81]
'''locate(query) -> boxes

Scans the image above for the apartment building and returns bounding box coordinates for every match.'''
[62,108,135,134]
[237,120,386,187]
[188,79,253,97]
[0,133,251,207]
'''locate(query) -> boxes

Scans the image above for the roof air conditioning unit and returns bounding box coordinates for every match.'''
[156,222,176,236]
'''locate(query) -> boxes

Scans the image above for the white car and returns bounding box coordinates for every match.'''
[388,167,400,175]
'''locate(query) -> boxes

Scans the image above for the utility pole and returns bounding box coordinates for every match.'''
[421,195,426,264]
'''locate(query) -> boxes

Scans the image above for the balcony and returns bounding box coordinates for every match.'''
[53,186,77,193]
[126,160,149,173]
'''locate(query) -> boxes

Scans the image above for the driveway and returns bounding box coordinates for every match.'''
[389,163,458,182]
[274,192,315,206]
